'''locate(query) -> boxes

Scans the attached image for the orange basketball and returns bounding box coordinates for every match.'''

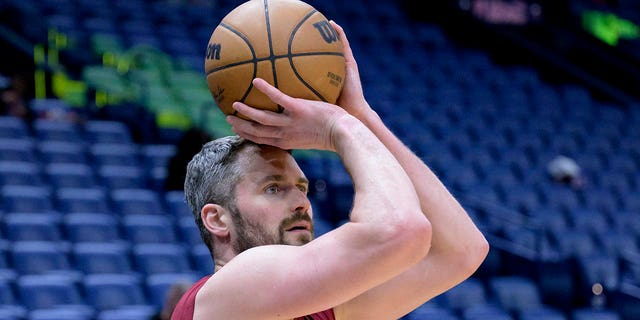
[204,0,346,119]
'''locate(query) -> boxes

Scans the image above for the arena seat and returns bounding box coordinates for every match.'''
[72,242,134,276]
[55,187,110,214]
[33,118,82,143]
[45,163,96,189]
[132,243,192,276]
[16,274,84,310]
[82,274,147,312]
[110,188,163,215]
[122,214,177,244]
[0,138,36,163]
[0,117,28,140]
[63,213,122,244]
[442,277,487,313]
[37,141,88,165]
[1,186,53,214]
[0,161,43,187]
[3,213,62,242]
[489,276,543,313]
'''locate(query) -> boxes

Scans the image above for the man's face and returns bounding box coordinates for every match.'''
[229,146,314,254]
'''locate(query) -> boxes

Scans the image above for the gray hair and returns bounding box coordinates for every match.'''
[184,135,259,253]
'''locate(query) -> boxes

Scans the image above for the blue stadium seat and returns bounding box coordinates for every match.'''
[97,165,146,190]
[9,241,76,277]
[405,303,460,320]
[63,213,122,243]
[442,277,487,312]
[33,119,82,142]
[537,185,581,214]
[55,187,110,214]
[83,274,147,312]
[3,213,62,242]
[0,139,36,164]
[83,17,117,34]
[0,161,43,187]
[177,216,201,246]
[595,229,640,260]
[0,276,19,310]
[145,273,197,310]
[132,243,192,276]
[572,308,621,320]
[592,191,622,219]
[518,306,567,320]
[0,116,29,139]
[0,305,26,320]
[16,274,84,310]
[89,144,140,167]
[165,191,192,217]
[72,242,134,275]
[84,120,132,144]
[29,99,72,118]
[462,304,513,320]
[27,307,95,320]
[45,163,96,189]
[37,141,88,165]
[565,208,611,236]
[95,306,157,320]
[548,228,601,259]
[488,276,542,313]
[122,215,177,244]
[140,144,176,170]
[1,186,53,213]
[110,189,164,216]
[530,209,569,233]
[191,244,214,276]
[121,19,154,36]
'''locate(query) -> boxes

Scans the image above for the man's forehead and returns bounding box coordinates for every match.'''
[239,146,306,180]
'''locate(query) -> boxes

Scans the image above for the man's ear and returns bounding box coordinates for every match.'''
[202,203,230,237]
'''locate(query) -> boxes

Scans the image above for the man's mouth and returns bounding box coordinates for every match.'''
[285,221,310,232]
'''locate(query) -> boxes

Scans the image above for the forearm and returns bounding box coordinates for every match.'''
[357,107,488,261]
[331,113,421,225]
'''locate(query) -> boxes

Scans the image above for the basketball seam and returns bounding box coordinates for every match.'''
[263,0,283,112]
[289,9,328,102]
[205,52,344,75]
[214,22,259,115]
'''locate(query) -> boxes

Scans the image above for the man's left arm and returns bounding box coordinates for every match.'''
[335,108,490,320]
[329,21,489,320]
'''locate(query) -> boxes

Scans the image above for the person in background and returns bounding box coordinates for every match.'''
[172,21,489,320]
[164,127,213,191]
[547,154,586,189]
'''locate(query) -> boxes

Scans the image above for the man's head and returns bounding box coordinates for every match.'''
[184,135,314,262]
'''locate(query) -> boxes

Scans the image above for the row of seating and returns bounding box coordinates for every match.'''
[4,0,640,319]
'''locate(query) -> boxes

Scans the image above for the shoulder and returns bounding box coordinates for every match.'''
[172,275,212,320]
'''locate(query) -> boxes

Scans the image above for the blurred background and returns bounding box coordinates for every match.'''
[0,0,639,319]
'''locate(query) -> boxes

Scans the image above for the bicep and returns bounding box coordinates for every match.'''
[194,223,411,320]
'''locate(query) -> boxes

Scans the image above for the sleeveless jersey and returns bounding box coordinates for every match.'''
[171,275,335,320]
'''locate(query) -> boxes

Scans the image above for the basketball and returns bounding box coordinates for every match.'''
[204,0,346,119]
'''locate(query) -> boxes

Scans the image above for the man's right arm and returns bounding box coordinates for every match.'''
[193,79,431,320]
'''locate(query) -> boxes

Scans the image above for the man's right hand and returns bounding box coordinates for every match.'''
[226,77,350,152]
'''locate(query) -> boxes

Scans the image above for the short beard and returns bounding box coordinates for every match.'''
[228,202,314,254]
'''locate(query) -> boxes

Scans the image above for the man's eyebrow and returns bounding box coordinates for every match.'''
[259,175,309,185]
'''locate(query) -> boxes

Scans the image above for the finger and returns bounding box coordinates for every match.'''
[226,114,283,140]
[252,78,295,108]
[330,21,356,66]
[232,101,287,126]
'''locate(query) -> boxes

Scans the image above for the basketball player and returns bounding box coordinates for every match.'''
[172,22,489,320]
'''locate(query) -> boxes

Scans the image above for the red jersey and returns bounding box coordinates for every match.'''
[171,275,335,320]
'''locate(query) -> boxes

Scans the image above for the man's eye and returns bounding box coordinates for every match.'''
[297,185,308,193]
[266,185,280,194]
